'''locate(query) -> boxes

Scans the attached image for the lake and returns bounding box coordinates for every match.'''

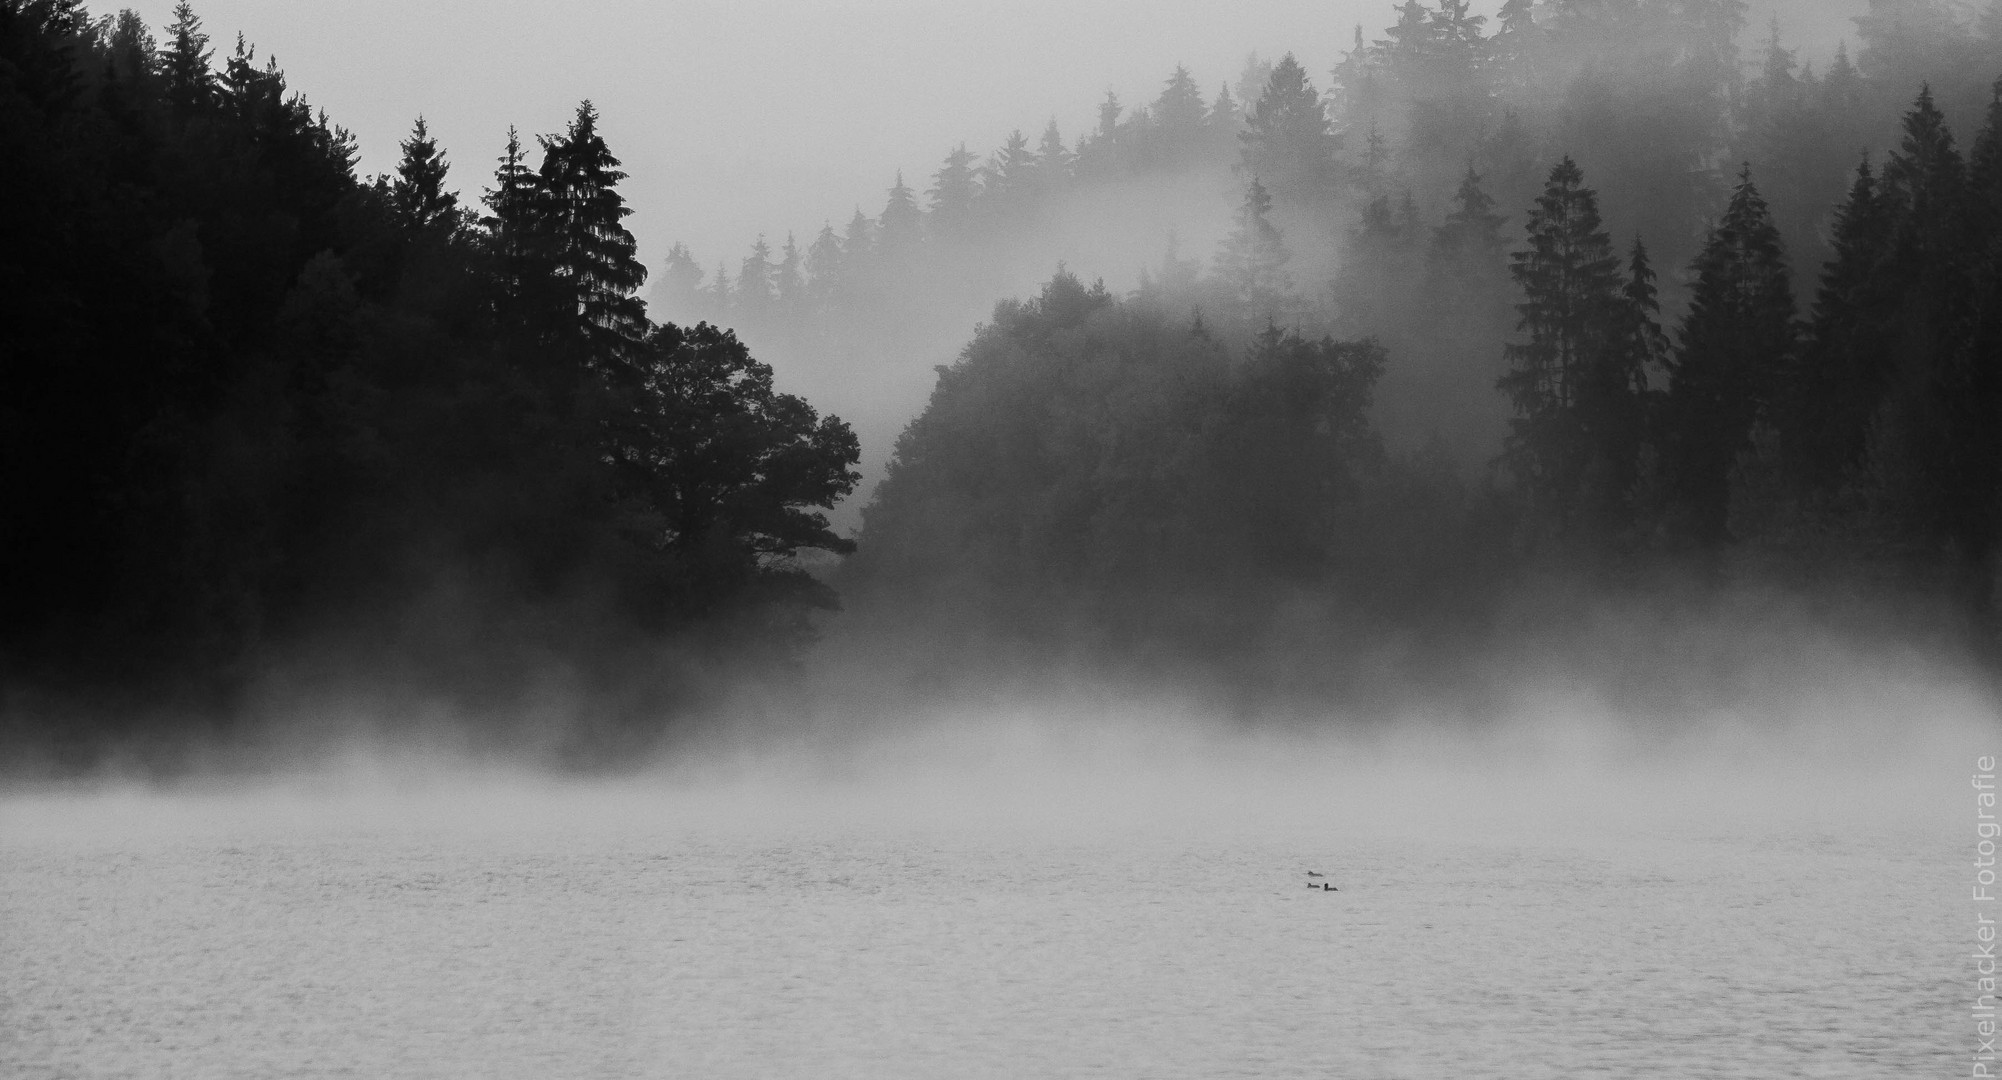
[0,711,1978,1078]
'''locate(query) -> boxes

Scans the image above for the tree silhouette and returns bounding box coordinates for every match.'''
[1240,53,1339,200]
[536,101,648,367]
[391,116,459,236]
[1665,167,1794,546]
[1214,177,1291,320]
[1786,155,1896,496]
[1498,157,1640,537]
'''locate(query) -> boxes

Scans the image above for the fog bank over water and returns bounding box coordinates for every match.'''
[5,635,1987,841]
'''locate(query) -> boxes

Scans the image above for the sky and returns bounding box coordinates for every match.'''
[120,0,1865,276]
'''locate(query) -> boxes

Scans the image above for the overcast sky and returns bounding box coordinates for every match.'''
[120,0,1862,274]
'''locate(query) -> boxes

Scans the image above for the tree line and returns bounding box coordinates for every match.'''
[844,78,2002,681]
[659,2,2002,336]
[0,1,858,758]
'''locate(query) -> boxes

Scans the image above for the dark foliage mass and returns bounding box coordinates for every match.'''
[5,0,2002,760]
[0,1,858,759]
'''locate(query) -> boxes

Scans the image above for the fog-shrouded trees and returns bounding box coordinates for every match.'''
[1497,157,1654,543]
[847,271,1401,653]
[1784,156,1897,498]
[1663,167,1794,547]
[1862,83,2001,612]
[616,324,861,631]
[0,4,858,756]
[1213,177,1292,322]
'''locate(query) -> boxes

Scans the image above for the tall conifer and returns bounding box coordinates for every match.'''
[1664,168,1794,545]
[391,116,458,236]
[160,1,212,116]
[1498,157,1639,535]
[536,101,648,365]
[1214,177,1292,319]
[1787,156,1895,494]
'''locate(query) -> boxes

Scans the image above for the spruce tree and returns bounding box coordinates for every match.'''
[1156,65,1207,133]
[1153,65,1207,166]
[706,260,733,316]
[1213,177,1292,319]
[482,125,544,312]
[536,101,648,366]
[927,144,979,239]
[160,1,213,116]
[842,207,875,266]
[391,116,459,236]
[1034,118,1074,191]
[1787,156,1896,495]
[1664,167,1795,546]
[1240,53,1338,200]
[736,235,777,322]
[775,233,804,320]
[1498,157,1634,535]
[1207,83,1238,129]
[1873,82,1996,614]
[805,223,844,313]
[654,241,705,321]
[1951,79,2002,617]
[1431,167,1508,266]
[983,129,1036,218]
[878,170,923,254]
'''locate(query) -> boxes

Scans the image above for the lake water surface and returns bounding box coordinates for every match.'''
[0,716,1977,1078]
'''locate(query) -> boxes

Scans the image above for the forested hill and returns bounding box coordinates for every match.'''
[654,1,2002,487]
[834,1,2002,690]
[4,0,2001,762]
[0,1,859,760]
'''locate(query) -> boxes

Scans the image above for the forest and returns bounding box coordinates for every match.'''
[3,0,2001,766]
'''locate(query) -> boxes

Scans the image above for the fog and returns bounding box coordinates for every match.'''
[104,0,1879,534]
[117,0,1863,268]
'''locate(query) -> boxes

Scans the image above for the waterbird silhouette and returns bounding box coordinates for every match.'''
[1306,871,1324,877]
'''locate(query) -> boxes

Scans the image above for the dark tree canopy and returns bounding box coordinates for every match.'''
[0,5,858,754]
[1664,167,1794,546]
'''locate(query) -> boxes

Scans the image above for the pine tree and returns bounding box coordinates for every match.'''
[654,241,705,321]
[1664,167,1794,546]
[842,206,875,265]
[1786,156,1896,495]
[736,235,776,322]
[927,143,979,239]
[983,129,1037,219]
[1498,157,1634,534]
[160,1,213,116]
[1614,239,1669,389]
[1153,64,1207,163]
[1034,118,1074,190]
[706,260,733,316]
[99,9,157,87]
[1213,177,1292,319]
[878,170,923,258]
[482,125,552,322]
[1431,166,1507,265]
[1096,90,1122,143]
[1871,82,1995,613]
[804,223,844,314]
[1240,53,1338,200]
[1950,79,2002,618]
[391,116,459,236]
[1207,83,1238,130]
[536,101,648,365]
[775,233,804,320]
